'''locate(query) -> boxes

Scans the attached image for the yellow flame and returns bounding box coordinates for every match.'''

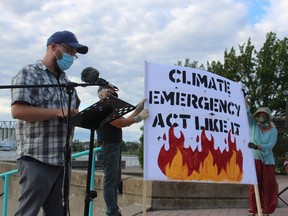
[190,151,225,181]
[165,148,189,180]
[225,151,243,182]
[165,148,243,182]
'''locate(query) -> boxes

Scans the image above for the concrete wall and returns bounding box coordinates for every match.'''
[0,162,151,215]
[150,180,249,210]
[0,162,250,215]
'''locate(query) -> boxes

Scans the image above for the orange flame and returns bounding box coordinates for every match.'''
[157,126,243,182]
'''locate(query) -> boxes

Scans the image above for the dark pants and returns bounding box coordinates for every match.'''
[14,158,66,216]
[99,144,121,216]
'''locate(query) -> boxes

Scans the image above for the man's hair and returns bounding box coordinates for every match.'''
[97,86,111,93]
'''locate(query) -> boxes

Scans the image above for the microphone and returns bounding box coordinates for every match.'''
[81,67,119,91]
[81,67,99,83]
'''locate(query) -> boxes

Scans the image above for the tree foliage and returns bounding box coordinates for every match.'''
[138,126,144,169]
[179,32,288,115]
[72,139,85,152]
[121,141,139,155]
[177,32,288,173]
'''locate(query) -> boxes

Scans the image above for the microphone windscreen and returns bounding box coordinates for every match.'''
[81,67,100,83]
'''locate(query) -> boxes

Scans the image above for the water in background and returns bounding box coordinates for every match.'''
[0,151,140,167]
[75,154,140,166]
[0,150,16,161]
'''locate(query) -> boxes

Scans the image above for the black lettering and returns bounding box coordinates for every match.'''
[166,113,178,127]
[169,69,181,83]
[152,113,165,127]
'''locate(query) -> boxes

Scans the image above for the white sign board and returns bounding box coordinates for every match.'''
[144,62,257,185]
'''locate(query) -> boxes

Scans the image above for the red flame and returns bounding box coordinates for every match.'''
[157,126,243,182]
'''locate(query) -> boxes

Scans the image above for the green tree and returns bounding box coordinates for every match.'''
[122,141,140,155]
[138,126,144,169]
[72,139,85,152]
[177,32,288,173]
[273,134,288,174]
[179,32,288,115]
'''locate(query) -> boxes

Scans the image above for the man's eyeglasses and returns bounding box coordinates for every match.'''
[58,44,78,60]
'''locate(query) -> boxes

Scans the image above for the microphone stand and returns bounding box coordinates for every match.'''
[0,82,99,216]
[70,94,136,216]
[62,82,74,216]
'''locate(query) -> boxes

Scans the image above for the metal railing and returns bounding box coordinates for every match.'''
[0,147,101,216]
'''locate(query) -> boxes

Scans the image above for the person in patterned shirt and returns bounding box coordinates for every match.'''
[11,30,88,216]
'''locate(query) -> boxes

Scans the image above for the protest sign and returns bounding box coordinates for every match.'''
[144,62,257,184]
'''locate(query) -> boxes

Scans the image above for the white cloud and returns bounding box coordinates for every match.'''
[0,0,287,142]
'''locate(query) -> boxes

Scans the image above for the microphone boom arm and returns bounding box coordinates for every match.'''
[96,78,119,91]
[0,82,101,90]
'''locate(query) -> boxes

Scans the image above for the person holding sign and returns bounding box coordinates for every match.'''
[96,86,148,216]
[247,106,278,216]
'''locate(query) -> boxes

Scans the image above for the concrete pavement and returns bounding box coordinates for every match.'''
[121,175,288,216]
[1,168,288,216]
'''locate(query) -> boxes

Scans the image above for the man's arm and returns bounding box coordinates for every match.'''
[110,109,149,128]
[11,103,78,122]
[110,116,136,128]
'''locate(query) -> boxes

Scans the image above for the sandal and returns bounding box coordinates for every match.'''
[248,214,255,216]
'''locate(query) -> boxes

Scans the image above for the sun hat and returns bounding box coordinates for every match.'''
[46,30,88,54]
[253,107,272,121]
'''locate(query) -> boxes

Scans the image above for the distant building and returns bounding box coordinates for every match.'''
[0,121,16,151]
[0,121,16,141]
[0,139,16,151]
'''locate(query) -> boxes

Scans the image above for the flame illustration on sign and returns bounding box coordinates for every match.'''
[157,126,243,182]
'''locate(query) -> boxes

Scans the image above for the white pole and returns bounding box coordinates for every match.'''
[254,184,262,216]
[143,180,147,216]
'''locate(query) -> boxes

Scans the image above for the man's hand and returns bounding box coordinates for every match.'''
[58,108,78,123]
[136,98,147,112]
[58,108,78,118]
[134,109,149,123]
[248,142,258,150]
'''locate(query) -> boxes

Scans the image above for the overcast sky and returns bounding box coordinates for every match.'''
[0,0,287,142]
